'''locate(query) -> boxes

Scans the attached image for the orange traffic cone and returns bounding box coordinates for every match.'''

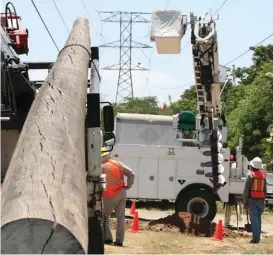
[130,201,136,215]
[129,211,141,233]
[212,220,223,241]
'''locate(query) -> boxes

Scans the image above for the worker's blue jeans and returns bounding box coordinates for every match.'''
[248,198,264,243]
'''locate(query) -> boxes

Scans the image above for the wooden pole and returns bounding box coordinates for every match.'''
[1,17,91,254]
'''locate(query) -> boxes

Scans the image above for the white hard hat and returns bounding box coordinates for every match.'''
[249,157,263,169]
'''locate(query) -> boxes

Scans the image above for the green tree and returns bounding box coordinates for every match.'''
[162,85,197,115]
[234,44,273,85]
[113,96,161,115]
[227,61,273,165]
[262,124,273,172]
[223,45,273,116]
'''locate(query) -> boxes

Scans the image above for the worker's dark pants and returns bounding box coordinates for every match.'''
[248,198,264,243]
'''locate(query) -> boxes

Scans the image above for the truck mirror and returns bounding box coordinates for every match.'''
[105,138,115,147]
[103,105,114,132]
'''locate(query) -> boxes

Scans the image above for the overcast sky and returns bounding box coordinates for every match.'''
[2,0,273,105]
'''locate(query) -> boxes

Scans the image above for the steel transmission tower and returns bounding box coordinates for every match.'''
[99,11,152,104]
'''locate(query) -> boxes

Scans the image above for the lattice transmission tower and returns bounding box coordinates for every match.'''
[99,11,152,104]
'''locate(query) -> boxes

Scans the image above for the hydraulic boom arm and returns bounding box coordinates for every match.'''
[151,10,227,191]
[190,11,226,190]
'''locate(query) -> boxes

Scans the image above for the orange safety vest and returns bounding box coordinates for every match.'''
[102,160,125,198]
[250,170,266,199]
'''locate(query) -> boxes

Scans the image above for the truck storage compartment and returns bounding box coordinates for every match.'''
[150,10,187,54]
[114,113,179,146]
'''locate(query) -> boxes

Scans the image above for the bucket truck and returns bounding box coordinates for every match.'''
[111,10,250,221]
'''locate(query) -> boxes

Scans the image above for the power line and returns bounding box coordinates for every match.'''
[143,49,154,89]
[155,82,193,90]
[139,48,151,61]
[32,0,101,80]
[165,0,170,9]
[225,33,273,66]
[213,0,229,16]
[31,0,60,52]
[79,0,99,35]
[52,0,69,33]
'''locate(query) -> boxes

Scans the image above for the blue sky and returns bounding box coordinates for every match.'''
[2,0,273,105]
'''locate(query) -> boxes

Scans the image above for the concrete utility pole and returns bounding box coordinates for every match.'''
[1,17,91,254]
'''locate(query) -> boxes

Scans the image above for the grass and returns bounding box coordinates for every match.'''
[264,207,273,215]
[240,237,273,254]
[216,201,273,214]
[105,229,273,254]
[117,202,273,254]
[127,200,273,215]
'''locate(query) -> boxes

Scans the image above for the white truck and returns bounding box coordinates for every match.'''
[265,173,273,208]
[111,112,249,221]
[109,11,252,221]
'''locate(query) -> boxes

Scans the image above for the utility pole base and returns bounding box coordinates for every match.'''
[1,219,84,254]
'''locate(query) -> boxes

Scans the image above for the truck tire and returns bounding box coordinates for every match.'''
[175,189,217,221]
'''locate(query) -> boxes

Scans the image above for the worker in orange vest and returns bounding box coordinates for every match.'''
[243,157,267,244]
[101,148,135,247]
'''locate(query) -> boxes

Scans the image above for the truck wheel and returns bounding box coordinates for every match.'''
[175,189,217,221]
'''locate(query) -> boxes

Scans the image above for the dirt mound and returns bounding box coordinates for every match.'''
[149,212,212,236]
[148,212,248,238]
[109,213,249,238]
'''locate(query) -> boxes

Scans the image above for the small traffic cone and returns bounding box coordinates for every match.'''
[212,220,223,241]
[129,211,141,233]
[130,201,136,215]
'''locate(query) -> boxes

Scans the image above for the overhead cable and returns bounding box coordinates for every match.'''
[31,0,60,52]
[155,82,193,90]
[164,0,170,9]
[213,0,229,16]
[79,0,99,35]
[225,33,273,66]
[52,0,69,33]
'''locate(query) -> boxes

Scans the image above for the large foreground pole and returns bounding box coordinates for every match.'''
[1,17,91,254]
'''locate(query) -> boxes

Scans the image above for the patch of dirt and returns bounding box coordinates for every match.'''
[149,212,249,238]
[110,212,249,238]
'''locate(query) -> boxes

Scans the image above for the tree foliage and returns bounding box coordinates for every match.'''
[224,44,273,171]
[114,97,161,115]
[227,62,273,159]
[235,44,273,85]
[162,86,197,115]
